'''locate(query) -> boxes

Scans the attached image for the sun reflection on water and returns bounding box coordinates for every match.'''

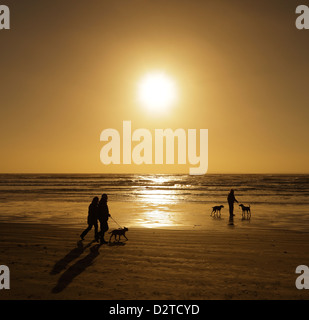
[136,175,181,228]
[139,191,178,205]
[137,209,179,229]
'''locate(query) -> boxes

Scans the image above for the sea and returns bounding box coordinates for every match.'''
[0,174,308,232]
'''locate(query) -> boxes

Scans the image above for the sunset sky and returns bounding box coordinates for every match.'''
[1,0,308,174]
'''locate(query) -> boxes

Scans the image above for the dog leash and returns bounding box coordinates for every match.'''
[110,216,123,228]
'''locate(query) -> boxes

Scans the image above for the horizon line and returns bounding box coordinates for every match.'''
[0,172,308,175]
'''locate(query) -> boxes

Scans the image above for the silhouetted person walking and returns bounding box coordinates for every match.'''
[227,189,238,221]
[97,193,111,244]
[80,197,99,241]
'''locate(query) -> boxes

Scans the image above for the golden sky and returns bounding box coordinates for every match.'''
[1,0,308,174]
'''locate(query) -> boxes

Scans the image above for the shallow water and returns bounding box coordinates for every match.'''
[0,174,308,231]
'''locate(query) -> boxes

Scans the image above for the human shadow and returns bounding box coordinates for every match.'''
[51,243,101,294]
[50,240,94,275]
[228,216,234,226]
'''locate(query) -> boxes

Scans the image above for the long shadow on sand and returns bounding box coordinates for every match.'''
[51,243,101,294]
[50,240,94,275]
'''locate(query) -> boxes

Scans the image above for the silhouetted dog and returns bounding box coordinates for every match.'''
[109,227,128,242]
[211,205,224,218]
[239,204,251,219]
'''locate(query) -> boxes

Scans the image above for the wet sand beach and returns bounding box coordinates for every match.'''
[1,222,309,300]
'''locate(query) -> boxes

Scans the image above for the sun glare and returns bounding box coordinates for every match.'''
[138,72,178,113]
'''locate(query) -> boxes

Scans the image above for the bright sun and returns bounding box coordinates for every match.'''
[138,72,178,113]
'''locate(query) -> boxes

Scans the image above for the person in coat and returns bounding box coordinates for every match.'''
[97,193,111,244]
[80,196,99,241]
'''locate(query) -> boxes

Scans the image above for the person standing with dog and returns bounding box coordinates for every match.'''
[97,193,111,244]
[227,189,238,221]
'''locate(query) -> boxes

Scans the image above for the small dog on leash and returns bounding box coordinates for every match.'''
[109,227,129,242]
[239,204,251,219]
[210,205,224,218]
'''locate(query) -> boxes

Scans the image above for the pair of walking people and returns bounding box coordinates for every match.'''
[80,193,110,244]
